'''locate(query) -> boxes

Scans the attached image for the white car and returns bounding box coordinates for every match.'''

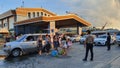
[116,33,120,46]
[79,35,87,44]
[3,34,47,57]
[94,35,114,46]
[70,35,81,42]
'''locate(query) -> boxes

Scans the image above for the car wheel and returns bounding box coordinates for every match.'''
[73,39,76,42]
[119,44,120,46]
[11,49,21,57]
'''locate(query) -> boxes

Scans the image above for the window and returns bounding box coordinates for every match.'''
[4,23,8,27]
[37,12,39,17]
[44,13,47,16]
[26,36,34,41]
[41,12,43,16]
[33,12,35,17]
[28,12,31,18]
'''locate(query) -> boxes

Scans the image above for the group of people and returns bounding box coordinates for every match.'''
[33,30,113,60]
[37,34,73,56]
[83,30,113,61]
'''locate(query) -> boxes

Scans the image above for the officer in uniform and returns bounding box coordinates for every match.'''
[83,30,94,61]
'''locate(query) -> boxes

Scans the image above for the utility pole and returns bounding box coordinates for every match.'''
[21,0,24,8]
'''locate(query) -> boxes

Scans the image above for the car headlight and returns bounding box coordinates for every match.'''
[5,45,11,48]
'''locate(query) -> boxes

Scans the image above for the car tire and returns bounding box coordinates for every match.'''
[119,44,120,46]
[11,49,21,57]
[74,39,76,42]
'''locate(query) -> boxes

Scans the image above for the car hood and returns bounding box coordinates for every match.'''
[5,41,19,46]
[116,36,120,40]
[94,38,106,41]
[116,36,120,38]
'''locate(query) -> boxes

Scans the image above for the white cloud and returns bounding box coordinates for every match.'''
[62,0,120,30]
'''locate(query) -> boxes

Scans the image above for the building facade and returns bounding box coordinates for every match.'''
[0,8,56,31]
[0,8,91,35]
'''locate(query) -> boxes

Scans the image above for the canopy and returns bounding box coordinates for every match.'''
[0,28,9,34]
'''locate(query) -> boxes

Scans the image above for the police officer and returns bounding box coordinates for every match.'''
[83,30,94,61]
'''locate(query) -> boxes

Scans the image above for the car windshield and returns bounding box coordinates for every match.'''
[98,36,106,38]
[16,35,26,42]
[117,33,120,35]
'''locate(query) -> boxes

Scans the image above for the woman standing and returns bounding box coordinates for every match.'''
[37,35,43,55]
[53,35,59,51]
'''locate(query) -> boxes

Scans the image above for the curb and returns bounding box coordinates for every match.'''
[0,50,7,57]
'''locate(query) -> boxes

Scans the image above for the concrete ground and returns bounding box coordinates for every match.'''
[0,43,120,68]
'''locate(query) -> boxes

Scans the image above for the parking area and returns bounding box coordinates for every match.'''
[0,43,120,68]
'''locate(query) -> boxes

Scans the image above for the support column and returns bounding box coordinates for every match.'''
[14,26,19,35]
[77,23,82,35]
[49,21,56,35]
[1,20,3,28]
[7,18,9,30]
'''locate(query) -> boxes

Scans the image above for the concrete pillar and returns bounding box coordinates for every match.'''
[14,26,19,35]
[7,18,9,29]
[49,21,56,35]
[77,24,82,35]
[1,20,3,28]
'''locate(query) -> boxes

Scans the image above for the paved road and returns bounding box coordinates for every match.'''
[0,43,120,68]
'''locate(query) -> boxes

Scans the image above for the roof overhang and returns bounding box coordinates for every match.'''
[14,14,91,27]
[0,28,9,34]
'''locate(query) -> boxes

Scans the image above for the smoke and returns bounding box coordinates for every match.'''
[62,0,120,30]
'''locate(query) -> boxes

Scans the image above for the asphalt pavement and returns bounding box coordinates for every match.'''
[0,43,120,68]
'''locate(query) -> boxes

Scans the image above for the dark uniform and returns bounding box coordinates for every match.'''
[106,33,111,51]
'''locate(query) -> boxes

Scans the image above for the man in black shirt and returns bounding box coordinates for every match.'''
[106,33,111,51]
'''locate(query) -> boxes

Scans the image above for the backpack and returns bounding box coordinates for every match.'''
[51,50,58,57]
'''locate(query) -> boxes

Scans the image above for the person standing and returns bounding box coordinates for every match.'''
[44,34,51,55]
[53,35,59,51]
[113,32,116,44]
[37,35,43,55]
[106,33,111,51]
[83,30,94,61]
[5,35,10,42]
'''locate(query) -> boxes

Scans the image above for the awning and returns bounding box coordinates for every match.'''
[0,28,9,34]
[14,14,91,26]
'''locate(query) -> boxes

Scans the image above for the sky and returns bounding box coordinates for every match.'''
[0,0,120,30]
[0,0,71,15]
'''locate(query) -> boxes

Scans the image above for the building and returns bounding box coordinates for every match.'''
[0,8,56,33]
[0,8,91,35]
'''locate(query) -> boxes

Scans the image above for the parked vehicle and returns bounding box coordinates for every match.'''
[94,35,114,46]
[116,32,120,46]
[79,35,87,44]
[70,35,81,42]
[79,35,96,44]
[3,33,47,57]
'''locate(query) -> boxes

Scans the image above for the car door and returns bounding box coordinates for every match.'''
[20,35,38,53]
